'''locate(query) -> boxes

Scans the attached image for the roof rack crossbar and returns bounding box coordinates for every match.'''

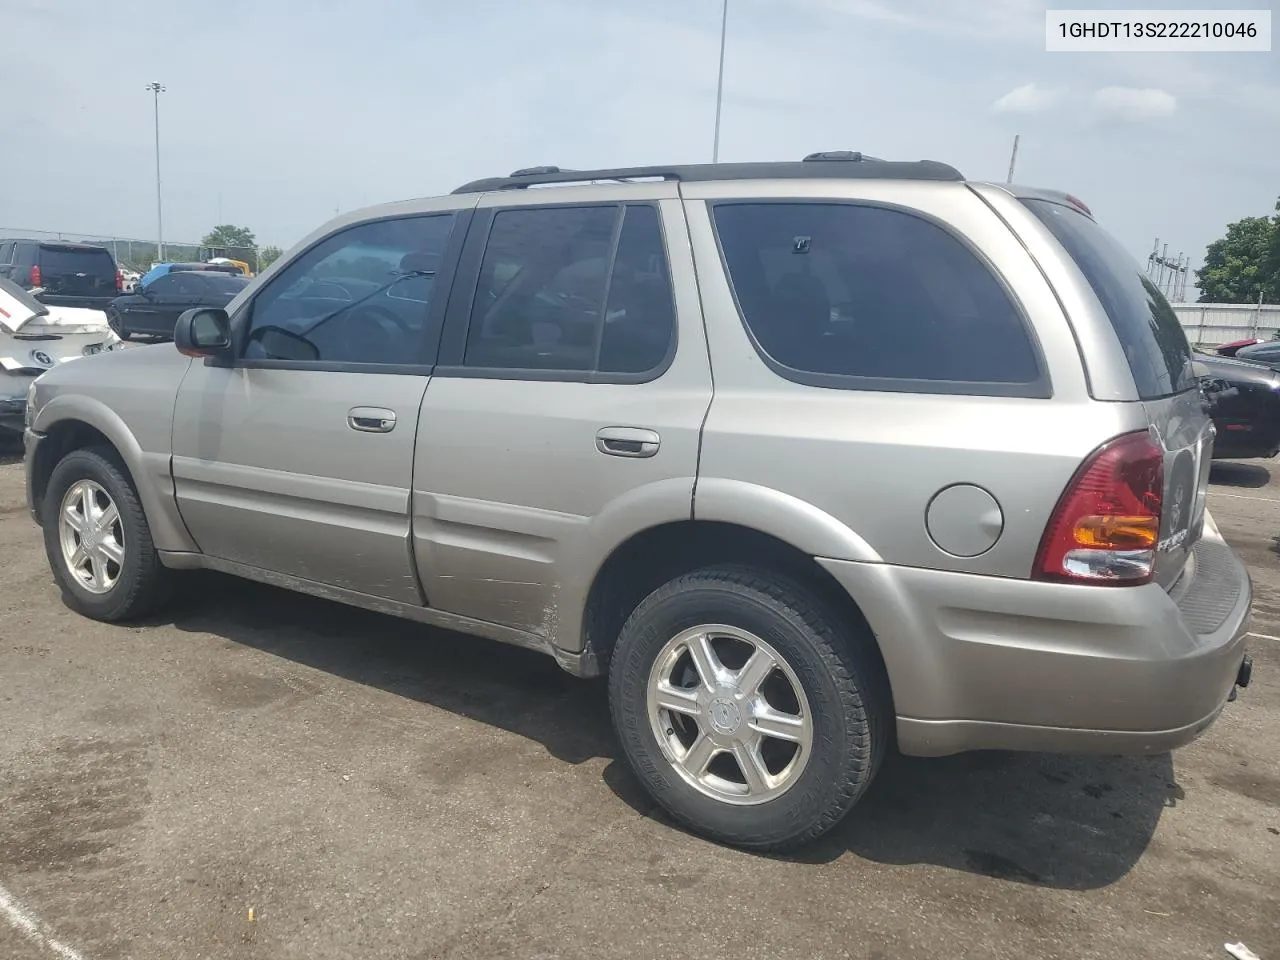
[451,157,963,194]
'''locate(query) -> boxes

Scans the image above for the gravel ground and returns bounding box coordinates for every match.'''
[0,441,1276,960]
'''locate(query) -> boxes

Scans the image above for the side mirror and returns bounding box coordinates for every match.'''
[174,307,231,358]
[247,325,320,363]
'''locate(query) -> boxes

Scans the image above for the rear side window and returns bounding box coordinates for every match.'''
[1023,199,1195,400]
[37,245,116,276]
[463,204,675,376]
[711,202,1043,395]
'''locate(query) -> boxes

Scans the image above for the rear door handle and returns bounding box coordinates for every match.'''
[348,406,397,433]
[596,426,660,458]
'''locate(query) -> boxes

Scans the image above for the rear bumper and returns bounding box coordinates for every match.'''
[819,511,1252,757]
[34,293,116,311]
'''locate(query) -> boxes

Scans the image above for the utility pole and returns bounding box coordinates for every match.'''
[146,82,166,263]
[1006,135,1020,183]
[712,0,729,163]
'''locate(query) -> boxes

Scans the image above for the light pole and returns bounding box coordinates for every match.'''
[712,0,729,163]
[146,82,166,263]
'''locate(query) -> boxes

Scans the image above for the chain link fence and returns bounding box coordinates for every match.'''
[0,226,262,275]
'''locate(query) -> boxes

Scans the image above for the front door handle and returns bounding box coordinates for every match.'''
[596,426,660,458]
[348,406,397,433]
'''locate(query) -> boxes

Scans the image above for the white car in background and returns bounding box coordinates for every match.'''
[0,277,124,437]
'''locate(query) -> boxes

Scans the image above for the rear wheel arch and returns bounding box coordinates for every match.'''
[579,519,895,716]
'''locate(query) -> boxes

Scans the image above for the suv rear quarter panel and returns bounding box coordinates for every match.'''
[683,179,1146,581]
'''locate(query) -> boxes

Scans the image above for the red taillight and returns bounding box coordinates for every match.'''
[29,265,41,287]
[115,270,123,291]
[1033,430,1163,586]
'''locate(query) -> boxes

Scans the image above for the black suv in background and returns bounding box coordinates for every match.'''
[0,239,121,310]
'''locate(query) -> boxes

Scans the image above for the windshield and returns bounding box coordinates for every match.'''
[1023,199,1195,400]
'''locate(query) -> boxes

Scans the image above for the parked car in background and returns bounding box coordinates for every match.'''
[1195,351,1280,459]
[138,261,246,289]
[119,267,142,293]
[21,155,1253,852]
[1215,337,1264,357]
[107,271,249,341]
[0,239,121,310]
[1230,340,1280,368]
[0,277,121,436]
[206,256,253,277]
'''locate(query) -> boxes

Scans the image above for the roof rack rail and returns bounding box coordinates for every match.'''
[509,165,570,177]
[451,155,963,194]
[802,150,883,162]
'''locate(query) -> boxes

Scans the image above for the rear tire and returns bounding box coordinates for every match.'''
[106,308,131,341]
[42,447,173,622]
[608,564,889,852]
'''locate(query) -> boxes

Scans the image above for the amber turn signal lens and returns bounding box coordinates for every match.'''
[1073,515,1159,550]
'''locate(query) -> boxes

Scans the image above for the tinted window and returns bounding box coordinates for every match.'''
[36,245,115,276]
[145,274,181,295]
[0,242,12,263]
[245,214,456,365]
[712,203,1041,389]
[197,274,249,295]
[1023,199,1194,400]
[169,273,208,297]
[598,206,676,374]
[463,205,675,375]
[465,206,617,371]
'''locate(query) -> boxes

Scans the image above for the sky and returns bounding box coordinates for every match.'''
[0,0,1276,289]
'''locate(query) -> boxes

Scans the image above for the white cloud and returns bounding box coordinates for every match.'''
[1093,86,1177,122]
[992,83,1064,114]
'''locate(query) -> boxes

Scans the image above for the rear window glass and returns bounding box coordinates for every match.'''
[1022,199,1195,399]
[37,245,115,276]
[196,274,250,294]
[711,202,1043,393]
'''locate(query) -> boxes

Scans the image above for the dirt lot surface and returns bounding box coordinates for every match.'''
[0,442,1277,960]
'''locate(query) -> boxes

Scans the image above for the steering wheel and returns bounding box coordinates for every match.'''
[340,305,414,362]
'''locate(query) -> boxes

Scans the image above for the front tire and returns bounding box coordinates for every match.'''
[42,447,172,621]
[608,565,889,852]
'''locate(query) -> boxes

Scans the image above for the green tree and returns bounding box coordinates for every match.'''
[201,224,257,249]
[201,224,259,271]
[258,245,284,269]
[1196,201,1280,304]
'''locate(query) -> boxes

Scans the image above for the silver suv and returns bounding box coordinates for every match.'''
[23,154,1254,851]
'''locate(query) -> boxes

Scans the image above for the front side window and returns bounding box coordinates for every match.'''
[245,213,456,365]
[712,202,1043,392]
[463,204,675,375]
[144,275,181,296]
